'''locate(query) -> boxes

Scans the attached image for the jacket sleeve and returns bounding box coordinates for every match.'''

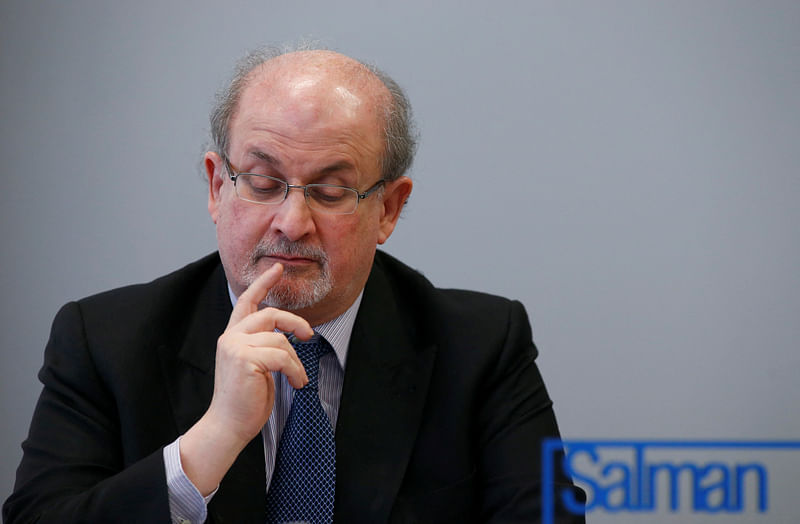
[477,300,585,524]
[3,301,171,524]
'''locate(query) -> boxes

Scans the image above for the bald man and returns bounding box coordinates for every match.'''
[5,48,583,523]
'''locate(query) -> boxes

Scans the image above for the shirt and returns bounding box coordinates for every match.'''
[164,288,362,524]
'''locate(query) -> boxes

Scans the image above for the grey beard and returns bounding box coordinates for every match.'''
[263,270,332,310]
[242,237,333,311]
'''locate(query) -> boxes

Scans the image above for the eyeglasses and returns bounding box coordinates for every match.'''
[223,156,385,215]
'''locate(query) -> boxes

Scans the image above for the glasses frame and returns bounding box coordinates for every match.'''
[222,156,385,215]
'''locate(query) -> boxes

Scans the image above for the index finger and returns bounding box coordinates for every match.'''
[229,262,283,326]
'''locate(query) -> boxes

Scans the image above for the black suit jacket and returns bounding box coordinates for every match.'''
[4,251,582,523]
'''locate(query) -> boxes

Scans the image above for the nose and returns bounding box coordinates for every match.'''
[269,186,316,241]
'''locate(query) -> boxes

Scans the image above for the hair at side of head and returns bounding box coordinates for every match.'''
[208,42,418,183]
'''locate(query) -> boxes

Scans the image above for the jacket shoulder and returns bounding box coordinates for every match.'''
[53,252,227,366]
[77,252,223,311]
[372,251,528,344]
[373,250,521,314]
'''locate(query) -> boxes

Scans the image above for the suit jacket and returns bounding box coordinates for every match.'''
[4,251,583,523]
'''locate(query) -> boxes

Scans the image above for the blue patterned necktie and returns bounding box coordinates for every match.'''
[265,335,336,524]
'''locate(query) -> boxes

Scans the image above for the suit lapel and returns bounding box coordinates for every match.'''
[157,260,230,434]
[156,258,267,523]
[335,255,438,523]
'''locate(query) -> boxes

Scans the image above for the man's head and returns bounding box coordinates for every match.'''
[205,47,415,325]
[209,45,417,184]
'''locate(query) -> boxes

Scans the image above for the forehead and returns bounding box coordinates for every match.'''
[229,53,387,162]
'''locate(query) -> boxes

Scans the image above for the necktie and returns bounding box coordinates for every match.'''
[265,335,336,524]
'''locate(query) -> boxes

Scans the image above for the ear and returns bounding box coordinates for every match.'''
[377,176,413,244]
[206,151,225,224]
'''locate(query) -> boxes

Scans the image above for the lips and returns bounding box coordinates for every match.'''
[266,254,317,264]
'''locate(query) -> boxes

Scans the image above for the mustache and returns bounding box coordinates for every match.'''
[250,237,328,265]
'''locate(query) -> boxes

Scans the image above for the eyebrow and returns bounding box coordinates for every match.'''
[247,150,355,177]
[319,161,354,175]
[248,150,280,166]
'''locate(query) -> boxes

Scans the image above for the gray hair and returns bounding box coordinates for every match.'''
[209,44,417,182]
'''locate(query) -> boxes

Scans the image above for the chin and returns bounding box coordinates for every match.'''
[264,277,332,311]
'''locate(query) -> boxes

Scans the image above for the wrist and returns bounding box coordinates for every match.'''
[180,413,251,496]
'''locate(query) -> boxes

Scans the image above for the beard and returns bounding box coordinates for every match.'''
[240,237,333,311]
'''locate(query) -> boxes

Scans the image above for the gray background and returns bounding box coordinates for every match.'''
[1,0,798,520]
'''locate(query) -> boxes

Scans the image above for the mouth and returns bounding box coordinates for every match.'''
[250,238,329,273]
[261,254,319,267]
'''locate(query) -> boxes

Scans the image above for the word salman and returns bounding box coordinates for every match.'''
[541,440,800,523]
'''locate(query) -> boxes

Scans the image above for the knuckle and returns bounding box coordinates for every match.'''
[274,351,290,366]
[217,333,246,357]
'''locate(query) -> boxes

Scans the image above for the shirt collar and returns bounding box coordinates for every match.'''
[227,283,361,370]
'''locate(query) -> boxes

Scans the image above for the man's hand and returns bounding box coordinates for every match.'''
[179,263,314,495]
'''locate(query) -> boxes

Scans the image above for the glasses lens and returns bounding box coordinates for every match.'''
[237,174,286,204]
[306,185,358,214]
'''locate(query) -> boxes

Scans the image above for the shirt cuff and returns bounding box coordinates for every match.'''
[163,437,217,524]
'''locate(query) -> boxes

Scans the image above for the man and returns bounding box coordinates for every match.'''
[4,47,582,523]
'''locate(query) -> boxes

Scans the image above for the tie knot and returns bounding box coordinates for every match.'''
[291,334,332,389]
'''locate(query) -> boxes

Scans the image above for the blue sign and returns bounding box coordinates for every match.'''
[541,439,800,523]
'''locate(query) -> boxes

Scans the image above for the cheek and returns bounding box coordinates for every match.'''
[217,201,267,258]
[323,214,380,272]
[324,214,376,249]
